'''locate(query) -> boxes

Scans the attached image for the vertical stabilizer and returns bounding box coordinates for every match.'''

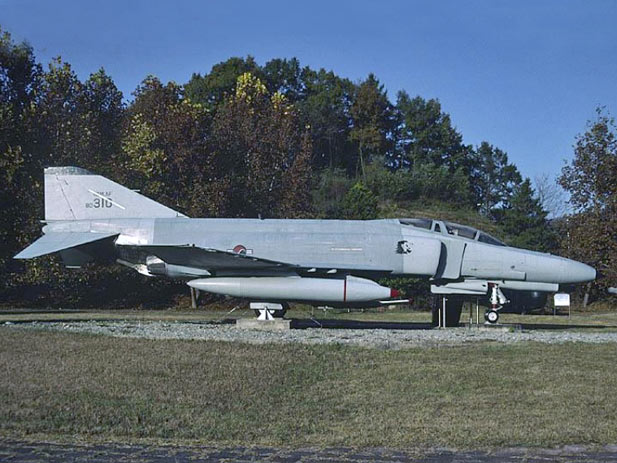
[44,167,186,220]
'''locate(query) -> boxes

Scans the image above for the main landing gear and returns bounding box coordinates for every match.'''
[484,283,508,324]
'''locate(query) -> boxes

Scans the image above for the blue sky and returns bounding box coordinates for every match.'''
[2,0,616,182]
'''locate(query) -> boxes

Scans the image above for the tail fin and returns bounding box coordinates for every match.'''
[44,167,186,220]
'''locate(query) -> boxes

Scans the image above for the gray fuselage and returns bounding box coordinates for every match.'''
[43,217,595,286]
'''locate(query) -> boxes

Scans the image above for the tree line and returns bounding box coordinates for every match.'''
[0,28,614,307]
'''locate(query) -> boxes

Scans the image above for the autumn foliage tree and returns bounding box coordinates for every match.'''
[205,72,312,218]
[120,76,208,215]
[559,109,617,292]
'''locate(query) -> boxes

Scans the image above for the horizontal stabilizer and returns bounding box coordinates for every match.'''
[14,232,119,259]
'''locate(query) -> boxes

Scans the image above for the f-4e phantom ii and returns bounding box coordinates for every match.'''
[15,167,596,325]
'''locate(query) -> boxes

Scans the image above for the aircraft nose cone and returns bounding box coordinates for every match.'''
[563,259,596,283]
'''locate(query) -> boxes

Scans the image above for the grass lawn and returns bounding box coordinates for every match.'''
[1,328,616,449]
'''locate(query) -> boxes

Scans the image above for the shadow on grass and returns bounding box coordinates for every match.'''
[291,318,434,330]
[291,318,617,331]
[517,322,617,331]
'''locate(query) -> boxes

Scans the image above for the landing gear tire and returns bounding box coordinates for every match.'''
[485,309,499,324]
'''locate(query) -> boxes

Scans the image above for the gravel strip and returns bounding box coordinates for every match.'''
[4,320,617,349]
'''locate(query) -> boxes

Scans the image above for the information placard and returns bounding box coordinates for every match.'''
[554,293,570,307]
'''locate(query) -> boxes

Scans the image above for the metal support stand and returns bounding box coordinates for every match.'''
[469,301,472,326]
[250,302,286,321]
[476,298,479,325]
[190,287,198,309]
[442,296,447,328]
[256,308,275,321]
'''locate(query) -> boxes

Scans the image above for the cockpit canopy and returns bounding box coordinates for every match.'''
[399,218,506,246]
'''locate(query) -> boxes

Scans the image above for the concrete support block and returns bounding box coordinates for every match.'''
[474,323,522,332]
[235,318,291,331]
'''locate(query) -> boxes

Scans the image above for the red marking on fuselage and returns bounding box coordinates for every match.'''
[343,278,347,302]
[233,244,247,255]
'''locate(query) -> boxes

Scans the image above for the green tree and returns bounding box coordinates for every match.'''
[79,68,124,175]
[407,162,472,204]
[299,68,355,170]
[471,141,522,216]
[341,182,378,220]
[0,29,42,288]
[349,74,393,178]
[498,179,557,252]
[363,157,408,200]
[262,57,304,102]
[32,61,124,176]
[395,92,470,171]
[312,167,354,218]
[34,58,87,167]
[559,109,617,291]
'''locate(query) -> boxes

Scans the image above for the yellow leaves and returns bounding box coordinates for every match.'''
[182,98,201,109]
[235,72,267,103]
[184,98,208,114]
[271,91,292,114]
[230,73,295,119]
[179,97,207,120]
[271,91,285,106]
[121,114,165,177]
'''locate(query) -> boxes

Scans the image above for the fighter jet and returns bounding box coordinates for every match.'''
[14,167,596,325]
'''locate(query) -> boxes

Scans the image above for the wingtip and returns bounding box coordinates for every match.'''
[13,248,32,259]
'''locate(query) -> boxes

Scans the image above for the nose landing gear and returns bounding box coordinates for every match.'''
[484,283,508,324]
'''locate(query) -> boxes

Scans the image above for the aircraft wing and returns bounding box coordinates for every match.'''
[124,245,295,271]
[14,232,119,259]
[122,244,392,275]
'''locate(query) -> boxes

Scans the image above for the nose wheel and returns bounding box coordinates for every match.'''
[484,309,500,324]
